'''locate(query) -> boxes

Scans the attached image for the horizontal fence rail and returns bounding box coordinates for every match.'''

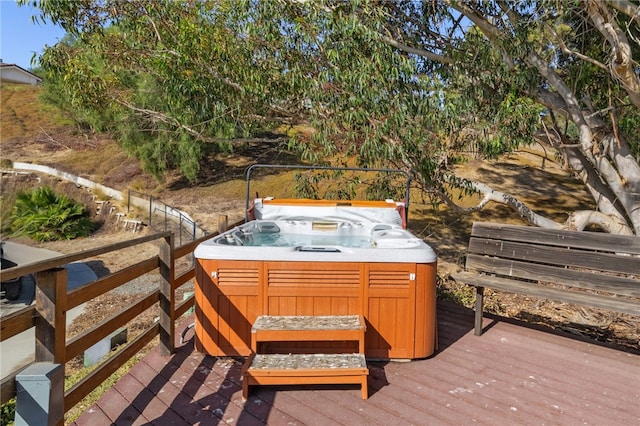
[0,216,243,420]
[127,189,209,244]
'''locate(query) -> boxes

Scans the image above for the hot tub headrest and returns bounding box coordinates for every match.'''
[250,198,406,227]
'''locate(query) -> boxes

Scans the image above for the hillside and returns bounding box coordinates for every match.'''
[2,83,637,352]
[0,83,255,232]
[0,83,595,240]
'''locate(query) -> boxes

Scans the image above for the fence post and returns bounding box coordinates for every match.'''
[218,215,228,233]
[159,233,175,355]
[34,268,67,364]
[23,267,67,425]
[149,195,153,228]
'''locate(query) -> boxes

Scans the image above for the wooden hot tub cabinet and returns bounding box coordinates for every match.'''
[195,259,437,360]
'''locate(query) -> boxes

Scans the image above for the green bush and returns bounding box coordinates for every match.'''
[7,186,96,241]
[1,398,15,425]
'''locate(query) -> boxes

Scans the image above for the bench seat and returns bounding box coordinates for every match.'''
[452,222,640,336]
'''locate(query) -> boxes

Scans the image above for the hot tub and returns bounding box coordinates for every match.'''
[194,198,437,360]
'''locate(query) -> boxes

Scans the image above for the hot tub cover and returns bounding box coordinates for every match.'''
[250,198,406,227]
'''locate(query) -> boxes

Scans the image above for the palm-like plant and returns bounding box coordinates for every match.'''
[8,186,96,241]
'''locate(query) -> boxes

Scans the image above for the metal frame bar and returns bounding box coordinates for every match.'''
[244,164,411,222]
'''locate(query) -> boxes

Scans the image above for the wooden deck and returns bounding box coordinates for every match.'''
[73,301,640,425]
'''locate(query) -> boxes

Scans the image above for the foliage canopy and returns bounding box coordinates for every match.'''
[27,0,640,234]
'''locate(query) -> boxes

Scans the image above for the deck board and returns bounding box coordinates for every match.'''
[72,300,640,425]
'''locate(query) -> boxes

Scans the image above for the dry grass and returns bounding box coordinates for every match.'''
[0,83,70,138]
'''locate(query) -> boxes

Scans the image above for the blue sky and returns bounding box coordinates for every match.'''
[0,0,66,69]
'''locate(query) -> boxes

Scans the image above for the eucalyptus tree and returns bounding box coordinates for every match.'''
[33,1,312,179]
[28,0,640,234]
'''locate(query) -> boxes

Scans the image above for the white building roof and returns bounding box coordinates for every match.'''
[0,63,43,85]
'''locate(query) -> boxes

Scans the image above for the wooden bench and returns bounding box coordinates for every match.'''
[242,315,369,399]
[452,222,640,336]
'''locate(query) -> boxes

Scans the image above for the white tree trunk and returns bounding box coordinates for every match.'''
[453,180,562,229]
[459,180,635,234]
[566,210,634,234]
[426,1,640,235]
[587,1,640,108]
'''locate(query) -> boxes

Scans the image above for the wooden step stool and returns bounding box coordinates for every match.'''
[242,315,369,399]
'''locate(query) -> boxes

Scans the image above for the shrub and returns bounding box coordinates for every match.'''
[7,186,96,241]
[0,398,15,425]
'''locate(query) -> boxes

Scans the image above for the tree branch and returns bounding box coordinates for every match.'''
[566,210,634,234]
[586,1,640,107]
[115,98,287,145]
[562,145,625,217]
[606,0,640,26]
[378,34,453,64]
[544,23,609,72]
[463,180,563,229]
[446,1,503,41]
[446,0,516,68]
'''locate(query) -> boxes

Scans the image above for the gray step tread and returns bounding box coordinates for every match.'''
[246,353,367,371]
[252,315,364,332]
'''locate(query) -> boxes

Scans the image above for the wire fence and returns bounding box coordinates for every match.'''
[126,189,208,246]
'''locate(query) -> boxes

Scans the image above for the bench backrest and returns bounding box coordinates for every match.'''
[465,222,640,297]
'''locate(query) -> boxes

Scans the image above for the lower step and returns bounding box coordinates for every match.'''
[248,353,366,370]
[242,353,369,399]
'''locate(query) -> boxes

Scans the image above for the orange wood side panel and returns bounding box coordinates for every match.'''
[364,264,415,359]
[195,259,218,354]
[195,259,437,359]
[414,262,437,358]
[195,260,261,356]
[266,262,362,317]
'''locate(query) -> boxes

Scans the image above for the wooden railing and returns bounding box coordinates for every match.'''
[0,216,240,420]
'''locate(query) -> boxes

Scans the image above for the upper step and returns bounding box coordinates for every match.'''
[252,315,365,332]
